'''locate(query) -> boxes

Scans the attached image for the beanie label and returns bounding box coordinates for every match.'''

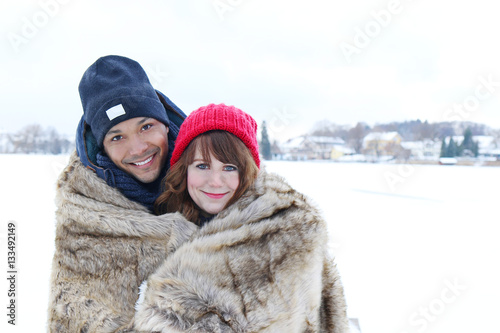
[106,104,126,121]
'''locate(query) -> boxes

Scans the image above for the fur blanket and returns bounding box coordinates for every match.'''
[47,152,197,332]
[133,171,350,333]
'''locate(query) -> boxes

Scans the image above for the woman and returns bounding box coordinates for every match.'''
[133,104,350,332]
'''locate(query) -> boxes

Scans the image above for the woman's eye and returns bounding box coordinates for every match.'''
[196,163,209,170]
[224,165,237,171]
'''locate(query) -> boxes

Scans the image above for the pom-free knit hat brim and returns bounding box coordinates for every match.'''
[170,103,260,168]
[79,55,169,147]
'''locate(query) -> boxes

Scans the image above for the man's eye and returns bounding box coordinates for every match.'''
[142,124,153,131]
[111,135,122,141]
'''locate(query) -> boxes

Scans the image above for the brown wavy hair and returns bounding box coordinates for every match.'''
[155,130,259,224]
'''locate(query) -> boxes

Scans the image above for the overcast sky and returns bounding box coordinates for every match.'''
[1,0,500,142]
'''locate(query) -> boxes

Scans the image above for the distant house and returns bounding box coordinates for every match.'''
[401,139,441,160]
[281,135,345,160]
[362,131,402,157]
[484,149,500,160]
[270,140,284,160]
[474,135,499,159]
[331,145,356,160]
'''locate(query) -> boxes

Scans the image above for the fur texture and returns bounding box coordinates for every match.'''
[133,171,350,332]
[47,152,198,332]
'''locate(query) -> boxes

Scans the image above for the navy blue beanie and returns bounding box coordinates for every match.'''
[78,55,169,147]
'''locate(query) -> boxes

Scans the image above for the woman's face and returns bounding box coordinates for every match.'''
[187,147,240,215]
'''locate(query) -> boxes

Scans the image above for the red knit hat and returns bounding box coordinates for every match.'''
[171,103,260,168]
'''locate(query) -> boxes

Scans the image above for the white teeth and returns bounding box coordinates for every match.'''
[133,156,153,166]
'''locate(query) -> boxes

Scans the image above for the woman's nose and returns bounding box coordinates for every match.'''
[208,171,224,187]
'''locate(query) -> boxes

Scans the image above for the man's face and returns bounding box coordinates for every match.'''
[103,117,169,183]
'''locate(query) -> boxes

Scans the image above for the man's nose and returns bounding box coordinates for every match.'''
[128,135,148,156]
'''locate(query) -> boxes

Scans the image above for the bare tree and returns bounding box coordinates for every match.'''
[6,124,73,154]
[9,124,44,153]
[347,122,369,153]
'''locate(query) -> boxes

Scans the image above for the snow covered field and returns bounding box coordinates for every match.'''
[1,154,499,332]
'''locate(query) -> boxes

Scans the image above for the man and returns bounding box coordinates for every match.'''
[47,56,197,332]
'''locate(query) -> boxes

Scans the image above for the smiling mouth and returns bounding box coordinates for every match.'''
[203,192,228,199]
[132,154,154,166]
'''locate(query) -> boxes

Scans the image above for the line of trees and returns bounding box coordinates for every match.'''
[0,124,74,154]
[307,119,495,144]
[258,118,500,161]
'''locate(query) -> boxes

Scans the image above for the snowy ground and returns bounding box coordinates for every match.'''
[1,154,499,332]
